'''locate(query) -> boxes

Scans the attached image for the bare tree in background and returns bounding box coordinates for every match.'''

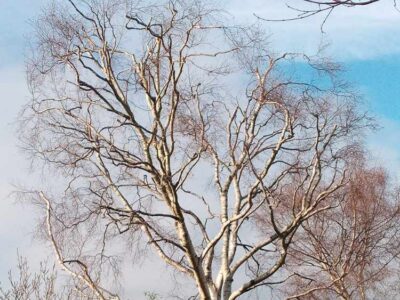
[0,255,85,300]
[0,256,60,300]
[281,163,400,299]
[0,255,159,300]
[20,0,373,299]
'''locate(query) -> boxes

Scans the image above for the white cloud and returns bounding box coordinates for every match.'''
[368,116,400,181]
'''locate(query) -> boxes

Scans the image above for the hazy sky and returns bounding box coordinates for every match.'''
[0,0,400,297]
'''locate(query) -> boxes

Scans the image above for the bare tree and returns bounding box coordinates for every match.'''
[259,0,398,23]
[0,254,103,300]
[0,255,157,300]
[282,162,400,299]
[20,0,373,299]
[290,0,385,20]
[0,255,61,300]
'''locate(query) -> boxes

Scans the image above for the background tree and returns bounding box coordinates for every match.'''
[281,162,400,299]
[0,255,89,300]
[0,256,61,300]
[20,0,375,299]
[0,255,161,300]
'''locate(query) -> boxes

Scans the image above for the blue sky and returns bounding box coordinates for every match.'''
[0,0,44,67]
[0,0,399,296]
[347,56,400,118]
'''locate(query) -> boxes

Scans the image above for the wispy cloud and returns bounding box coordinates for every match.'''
[368,117,400,180]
